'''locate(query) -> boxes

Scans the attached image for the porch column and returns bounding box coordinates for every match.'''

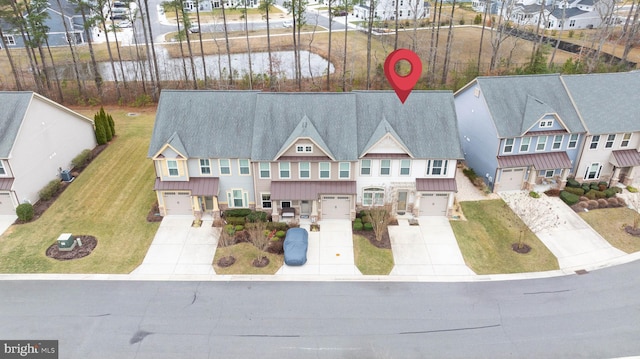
[626,166,637,186]
[559,168,570,189]
[412,194,421,217]
[610,167,622,187]
[526,166,536,190]
[212,196,221,220]
[271,201,280,222]
[311,200,318,223]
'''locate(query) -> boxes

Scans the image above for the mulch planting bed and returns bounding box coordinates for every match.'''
[45,235,97,260]
[625,226,640,237]
[353,229,391,249]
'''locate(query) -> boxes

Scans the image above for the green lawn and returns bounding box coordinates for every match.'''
[213,243,284,275]
[0,108,160,274]
[579,207,640,254]
[450,200,559,275]
[352,234,394,275]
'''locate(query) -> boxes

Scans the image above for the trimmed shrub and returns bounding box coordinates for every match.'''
[235,230,250,242]
[598,181,608,187]
[617,197,627,206]
[563,187,584,196]
[463,167,479,182]
[590,183,599,191]
[579,196,589,202]
[16,203,34,222]
[354,217,362,223]
[234,225,244,232]
[597,199,609,208]
[584,191,597,200]
[612,186,622,193]
[577,201,589,209]
[71,149,92,169]
[266,222,288,231]
[107,114,115,137]
[581,184,591,194]
[224,209,252,217]
[361,215,372,224]
[627,186,638,193]
[39,179,62,201]
[225,216,246,226]
[275,230,286,238]
[607,197,620,207]
[363,222,374,231]
[560,190,579,205]
[529,191,540,198]
[224,224,235,235]
[246,211,268,223]
[353,221,364,231]
[592,190,607,199]
[566,178,581,188]
[587,200,599,210]
[604,188,617,198]
[544,189,561,197]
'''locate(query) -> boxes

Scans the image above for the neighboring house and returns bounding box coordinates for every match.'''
[149,91,463,220]
[183,0,259,12]
[0,92,97,215]
[0,0,90,49]
[454,74,587,192]
[353,0,428,21]
[561,71,640,186]
[504,0,616,30]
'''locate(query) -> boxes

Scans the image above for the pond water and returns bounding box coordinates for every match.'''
[91,49,334,82]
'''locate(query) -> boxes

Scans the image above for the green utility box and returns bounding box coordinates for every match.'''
[57,233,76,251]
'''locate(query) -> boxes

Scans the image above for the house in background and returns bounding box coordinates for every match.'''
[0,91,97,215]
[149,91,464,220]
[454,74,587,192]
[561,71,640,186]
[353,0,429,21]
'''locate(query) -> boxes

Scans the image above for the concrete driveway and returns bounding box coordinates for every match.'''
[131,216,219,276]
[0,215,16,236]
[389,217,475,276]
[276,220,361,276]
[501,191,626,270]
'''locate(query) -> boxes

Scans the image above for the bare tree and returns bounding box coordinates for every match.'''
[327,0,333,90]
[621,0,640,63]
[501,191,561,251]
[367,205,392,243]
[0,27,22,90]
[489,0,514,71]
[194,0,208,88]
[247,221,270,251]
[625,192,640,231]
[477,0,490,72]
[55,0,86,98]
[440,0,456,85]
[258,0,276,86]
[220,0,234,85]
[179,0,198,88]
[365,0,376,89]
[239,0,253,89]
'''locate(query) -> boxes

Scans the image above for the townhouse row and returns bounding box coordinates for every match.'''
[148,71,640,221]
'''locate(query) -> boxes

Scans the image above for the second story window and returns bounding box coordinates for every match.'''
[520,137,531,152]
[622,133,632,147]
[279,162,290,179]
[339,162,350,179]
[503,138,514,153]
[400,159,410,175]
[239,159,250,175]
[219,159,231,174]
[380,160,391,175]
[259,162,270,178]
[299,162,310,179]
[319,162,330,179]
[552,135,563,150]
[590,135,600,149]
[428,160,448,176]
[536,136,547,151]
[568,134,579,149]
[167,160,179,176]
[200,159,211,175]
[0,161,6,175]
[360,159,371,175]
[605,134,616,149]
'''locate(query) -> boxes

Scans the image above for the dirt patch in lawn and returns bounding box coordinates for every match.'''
[45,235,97,260]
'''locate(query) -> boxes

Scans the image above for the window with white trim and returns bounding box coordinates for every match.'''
[319,162,330,179]
[568,134,579,149]
[239,159,250,175]
[296,144,313,153]
[520,137,531,152]
[259,162,270,178]
[360,159,371,175]
[0,161,5,175]
[219,159,231,175]
[400,159,410,175]
[199,159,211,175]
[299,162,310,179]
[539,119,553,128]
[503,138,514,153]
[363,187,385,206]
[427,160,448,175]
[2,35,15,46]
[380,160,391,175]
[261,193,272,208]
[227,189,248,208]
[621,133,632,148]
[167,160,179,176]
[542,169,555,178]
[279,162,290,178]
[552,135,563,150]
[605,134,616,149]
[589,135,600,149]
[339,162,350,179]
[536,136,547,151]
[585,163,602,180]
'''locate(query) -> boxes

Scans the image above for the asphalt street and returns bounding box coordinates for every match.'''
[1,260,640,358]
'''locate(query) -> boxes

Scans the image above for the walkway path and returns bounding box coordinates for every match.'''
[500,191,626,270]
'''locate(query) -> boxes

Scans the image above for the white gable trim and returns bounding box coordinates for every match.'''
[361,133,414,158]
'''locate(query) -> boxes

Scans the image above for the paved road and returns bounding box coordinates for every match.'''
[2,260,640,358]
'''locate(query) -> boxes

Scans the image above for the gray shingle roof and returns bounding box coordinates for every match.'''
[0,92,33,158]
[355,91,464,159]
[148,90,259,158]
[150,91,463,161]
[475,74,586,138]
[561,72,640,135]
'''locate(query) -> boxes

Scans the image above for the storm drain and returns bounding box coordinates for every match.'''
[575,269,589,275]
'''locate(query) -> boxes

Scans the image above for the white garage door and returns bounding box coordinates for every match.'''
[163,192,192,215]
[419,193,449,216]
[0,192,14,215]
[321,196,351,220]
[500,168,526,191]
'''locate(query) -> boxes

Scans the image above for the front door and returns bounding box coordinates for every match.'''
[397,191,408,214]
[301,200,311,215]
[200,196,214,213]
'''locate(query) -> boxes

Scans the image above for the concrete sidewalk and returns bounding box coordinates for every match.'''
[0,216,16,237]
[501,191,626,270]
[131,216,218,276]
[389,217,475,276]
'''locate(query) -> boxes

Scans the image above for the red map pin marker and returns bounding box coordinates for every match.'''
[384,49,422,104]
